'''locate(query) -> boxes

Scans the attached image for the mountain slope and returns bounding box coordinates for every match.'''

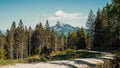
[51,21,79,35]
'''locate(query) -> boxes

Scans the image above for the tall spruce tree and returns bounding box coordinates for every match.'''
[77,28,86,49]
[86,10,95,36]
[86,10,95,49]
[28,26,33,56]
[6,22,16,59]
[93,9,102,50]
[14,19,26,59]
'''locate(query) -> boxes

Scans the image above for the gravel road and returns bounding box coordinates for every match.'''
[0,51,114,68]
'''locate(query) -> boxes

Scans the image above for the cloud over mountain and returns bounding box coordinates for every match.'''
[48,10,87,21]
[55,10,80,18]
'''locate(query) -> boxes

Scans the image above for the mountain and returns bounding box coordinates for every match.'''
[51,21,80,35]
[0,30,6,35]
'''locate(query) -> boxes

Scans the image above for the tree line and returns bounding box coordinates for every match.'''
[0,19,92,59]
[86,0,120,51]
[0,20,68,59]
[67,0,120,51]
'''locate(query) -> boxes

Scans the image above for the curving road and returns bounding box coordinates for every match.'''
[0,50,114,68]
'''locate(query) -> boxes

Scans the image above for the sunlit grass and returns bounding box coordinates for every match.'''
[0,59,27,66]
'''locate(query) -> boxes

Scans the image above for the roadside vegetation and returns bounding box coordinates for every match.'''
[90,51,120,68]
[0,49,102,66]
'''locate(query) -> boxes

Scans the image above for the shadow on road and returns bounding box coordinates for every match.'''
[49,59,101,68]
[50,62,77,68]
[71,59,96,67]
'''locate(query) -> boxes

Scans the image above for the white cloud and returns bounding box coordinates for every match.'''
[55,10,80,18]
[48,10,87,21]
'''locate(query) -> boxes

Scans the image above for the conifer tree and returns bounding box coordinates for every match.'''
[86,10,95,36]
[28,26,33,56]
[6,22,16,59]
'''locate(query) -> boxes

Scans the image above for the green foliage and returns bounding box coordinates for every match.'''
[77,28,86,49]
[48,50,102,61]
[26,55,42,62]
[92,0,120,51]
[50,48,75,56]
[0,48,5,60]
[6,22,16,59]
[86,10,95,36]
[67,27,88,50]
[0,47,103,65]
[0,59,27,66]
[86,34,92,50]
[0,33,6,60]
[27,50,102,62]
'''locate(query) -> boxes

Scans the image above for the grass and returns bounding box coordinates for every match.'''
[0,59,27,66]
[50,48,76,56]
[49,50,102,61]
[0,49,103,66]
[27,49,103,62]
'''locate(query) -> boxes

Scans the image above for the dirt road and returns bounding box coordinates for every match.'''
[0,51,114,68]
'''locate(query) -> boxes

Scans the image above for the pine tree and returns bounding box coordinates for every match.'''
[6,22,16,59]
[86,34,92,50]
[24,26,28,57]
[77,28,86,49]
[60,33,65,50]
[86,10,95,36]
[86,10,95,49]
[45,20,50,31]
[93,8,110,50]
[28,26,33,56]
[93,9,103,50]
[101,8,108,28]
[31,23,44,55]
[14,19,26,59]
[10,22,16,59]
[51,29,58,51]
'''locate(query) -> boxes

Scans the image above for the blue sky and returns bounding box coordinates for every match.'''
[0,0,111,31]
